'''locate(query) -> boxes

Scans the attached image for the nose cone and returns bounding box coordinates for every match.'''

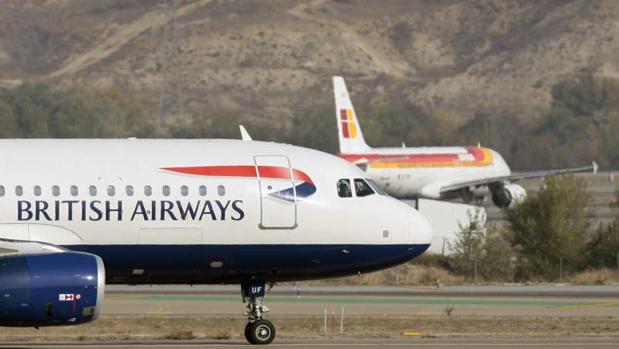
[410,208,433,246]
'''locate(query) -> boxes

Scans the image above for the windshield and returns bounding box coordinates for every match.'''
[366,178,387,195]
[354,178,374,197]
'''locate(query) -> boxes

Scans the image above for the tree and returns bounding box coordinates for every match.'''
[449,210,485,279]
[450,210,514,281]
[0,99,18,137]
[507,175,591,281]
[288,104,338,153]
[585,189,619,269]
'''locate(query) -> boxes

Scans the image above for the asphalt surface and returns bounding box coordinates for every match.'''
[4,338,619,349]
[106,284,619,298]
[3,285,618,348]
[101,284,619,318]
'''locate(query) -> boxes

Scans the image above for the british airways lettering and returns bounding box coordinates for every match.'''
[17,200,245,222]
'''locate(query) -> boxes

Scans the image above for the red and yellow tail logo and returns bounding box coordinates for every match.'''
[340,109,357,139]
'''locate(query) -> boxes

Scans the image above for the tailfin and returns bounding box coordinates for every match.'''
[333,76,371,154]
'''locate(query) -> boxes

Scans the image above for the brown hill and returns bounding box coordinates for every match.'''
[1,0,619,125]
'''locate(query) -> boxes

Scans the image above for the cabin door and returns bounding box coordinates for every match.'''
[253,155,297,229]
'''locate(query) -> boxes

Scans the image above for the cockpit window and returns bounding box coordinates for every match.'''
[354,178,374,197]
[366,178,387,195]
[337,179,352,198]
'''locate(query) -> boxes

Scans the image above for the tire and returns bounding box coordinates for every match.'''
[246,319,276,345]
[244,322,252,342]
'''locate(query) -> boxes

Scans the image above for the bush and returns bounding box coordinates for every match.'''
[450,210,514,281]
[507,175,591,281]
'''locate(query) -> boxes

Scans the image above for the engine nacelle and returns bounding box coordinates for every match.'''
[0,252,104,327]
[491,183,527,209]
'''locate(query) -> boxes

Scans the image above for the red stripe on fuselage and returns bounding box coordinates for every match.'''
[161,165,314,185]
[338,147,486,164]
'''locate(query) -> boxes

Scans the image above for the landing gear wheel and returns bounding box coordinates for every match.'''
[246,319,276,345]
[244,322,252,342]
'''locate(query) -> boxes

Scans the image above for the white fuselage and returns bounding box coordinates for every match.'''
[0,139,432,284]
[339,146,511,199]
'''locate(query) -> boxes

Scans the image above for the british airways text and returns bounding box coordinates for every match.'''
[16,200,245,222]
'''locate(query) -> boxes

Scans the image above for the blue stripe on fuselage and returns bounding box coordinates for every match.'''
[66,244,430,284]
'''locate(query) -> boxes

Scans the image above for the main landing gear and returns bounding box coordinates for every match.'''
[241,280,275,345]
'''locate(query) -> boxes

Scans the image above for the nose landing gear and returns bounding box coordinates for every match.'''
[242,280,276,345]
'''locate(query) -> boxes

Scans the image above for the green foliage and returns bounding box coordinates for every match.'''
[288,104,338,152]
[0,83,151,138]
[586,223,619,269]
[585,189,619,268]
[507,175,591,281]
[1,74,618,169]
[168,111,287,143]
[450,211,514,281]
[534,76,619,168]
[449,210,485,277]
[0,99,18,137]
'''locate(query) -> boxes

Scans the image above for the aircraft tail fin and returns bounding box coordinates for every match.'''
[333,76,371,154]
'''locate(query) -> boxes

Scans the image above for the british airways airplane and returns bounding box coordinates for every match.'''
[333,76,597,209]
[0,139,432,345]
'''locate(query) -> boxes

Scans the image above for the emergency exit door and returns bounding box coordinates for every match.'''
[254,155,297,229]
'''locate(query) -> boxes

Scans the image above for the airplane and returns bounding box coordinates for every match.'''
[333,76,598,209]
[0,138,432,345]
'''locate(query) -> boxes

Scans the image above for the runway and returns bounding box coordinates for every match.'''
[103,284,619,317]
[4,338,619,349]
[1,285,617,346]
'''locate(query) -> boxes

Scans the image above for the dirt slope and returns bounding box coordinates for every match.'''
[1,0,619,123]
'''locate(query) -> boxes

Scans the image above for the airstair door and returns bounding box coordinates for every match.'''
[254,155,297,229]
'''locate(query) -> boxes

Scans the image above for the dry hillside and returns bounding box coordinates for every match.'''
[1,0,619,124]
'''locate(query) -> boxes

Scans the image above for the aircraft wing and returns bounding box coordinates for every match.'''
[439,162,598,193]
[0,239,68,256]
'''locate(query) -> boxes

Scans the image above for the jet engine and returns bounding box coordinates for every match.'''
[0,252,104,327]
[491,183,527,209]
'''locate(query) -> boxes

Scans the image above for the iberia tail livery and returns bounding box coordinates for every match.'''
[333,76,370,154]
[332,76,598,209]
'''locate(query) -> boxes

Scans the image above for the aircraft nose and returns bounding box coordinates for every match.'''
[409,208,433,246]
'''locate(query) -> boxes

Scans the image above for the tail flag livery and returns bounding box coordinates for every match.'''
[333,76,371,154]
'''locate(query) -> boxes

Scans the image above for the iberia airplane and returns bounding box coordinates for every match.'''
[333,76,597,208]
[0,139,432,345]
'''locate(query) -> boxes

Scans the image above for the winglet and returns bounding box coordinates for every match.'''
[592,161,599,175]
[239,125,252,141]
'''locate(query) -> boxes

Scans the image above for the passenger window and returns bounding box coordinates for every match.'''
[107,185,115,197]
[126,185,134,197]
[0,185,4,197]
[337,179,352,198]
[71,185,78,197]
[15,186,23,197]
[52,185,60,197]
[163,185,170,197]
[181,185,189,196]
[217,185,225,196]
[89,185,97,196]
[144,185,152,196]
[354,178,374,197]
[34,186,42,197]
[199,185,207,196]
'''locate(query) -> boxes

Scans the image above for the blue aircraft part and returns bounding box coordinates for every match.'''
[0,252,103,327]
[66,243,430,284]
